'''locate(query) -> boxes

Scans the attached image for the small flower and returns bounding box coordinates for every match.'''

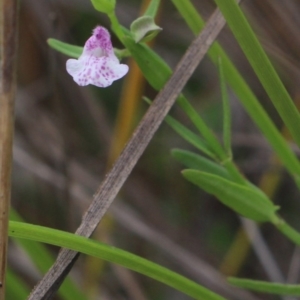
[66,26,128,87]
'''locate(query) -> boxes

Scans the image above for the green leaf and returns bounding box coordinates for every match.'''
[172,0,202,36]
[9,209,86,300]
[214,0,300,149]
[172,149,231,180]
[171,0,300,186]
[144,0,160,18]
[47,38,129,60]
[165,116,216,159]
[177,96,226,161]
[47,39,82,58]
[123,35,172,90]
[130,16,162,43]
[9,221,225,300]
[182,170,279,222]
[228,277,300,296]
[90,0,115,14]
[218,57,232,157]
[143,97,219,160]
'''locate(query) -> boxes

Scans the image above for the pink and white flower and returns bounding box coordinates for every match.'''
[66,26,128,87]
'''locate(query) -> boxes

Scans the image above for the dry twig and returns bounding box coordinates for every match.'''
[0,0,18,298]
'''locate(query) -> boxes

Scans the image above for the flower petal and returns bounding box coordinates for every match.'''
[66,58,83,77]
[66,26,129,87]
[83,26,115,59]
[66,55,128,87]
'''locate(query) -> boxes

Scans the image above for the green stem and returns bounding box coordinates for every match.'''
[144,0,160,18]
[273,217,300,246]
[108,11,125,42]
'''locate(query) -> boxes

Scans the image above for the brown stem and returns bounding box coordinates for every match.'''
[0,0,18,298]
[28,7,228,300]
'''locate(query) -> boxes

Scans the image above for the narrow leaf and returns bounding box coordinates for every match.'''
[123,35,171,90]
[228,277,300,296]
[166,116,216,159]
[172,149,230,180]
[9,209,86,300]
[218,57,232,157]
[177,96,226,161]
[90,0,115,14]
[172,0,202,35]
[9,221,225,300]
[214,0,300,149]
[47,38,82,58]
[182,170,279,222]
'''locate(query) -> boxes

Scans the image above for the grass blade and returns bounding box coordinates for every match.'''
[182,170,279,222]
[228,277,300,296]
[172,149,230,180]
[214,0,300,148]
[219,57,232,157]
[9,221,226,300]
[166,116,216,159]
[9,210,87,300]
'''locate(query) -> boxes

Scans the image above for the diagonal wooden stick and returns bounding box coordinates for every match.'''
[28,7,228,300]
[0,0,18,298]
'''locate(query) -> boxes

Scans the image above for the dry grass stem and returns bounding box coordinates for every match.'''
[0,0,18,298]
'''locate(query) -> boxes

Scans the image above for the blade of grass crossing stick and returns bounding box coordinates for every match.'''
[9,221,226,300]
[172,0,300,185]
[219,57,232,158]
[9,209,86,300]
[214,0,300,149]
[228,277,300,296]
